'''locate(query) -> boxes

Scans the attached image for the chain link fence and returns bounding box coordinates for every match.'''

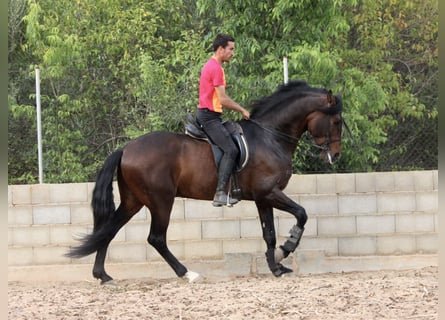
[294,116,437,174]
[374,117,438,171]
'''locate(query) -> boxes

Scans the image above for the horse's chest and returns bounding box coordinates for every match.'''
[276,169,292,189]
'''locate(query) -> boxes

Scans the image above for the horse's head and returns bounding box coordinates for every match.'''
[306,90,343,164]
[249,81,348,165]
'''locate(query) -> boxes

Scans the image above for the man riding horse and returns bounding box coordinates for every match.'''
[196,34,250,207]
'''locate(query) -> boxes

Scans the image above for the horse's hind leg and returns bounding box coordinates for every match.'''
[147,222,187,277]
[92,204,140,283]
[93,247,112,283]
[146,197,199,282]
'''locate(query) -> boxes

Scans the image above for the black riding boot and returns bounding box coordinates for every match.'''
[213,156,239,207]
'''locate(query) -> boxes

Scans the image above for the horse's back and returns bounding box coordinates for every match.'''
[119,131,217,200]
[122,131,212,164]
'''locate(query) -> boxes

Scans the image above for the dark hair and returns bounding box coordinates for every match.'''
[212,34,235,52]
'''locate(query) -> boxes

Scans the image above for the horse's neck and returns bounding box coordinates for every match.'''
[250,112,308,141]
[243,119,302,154]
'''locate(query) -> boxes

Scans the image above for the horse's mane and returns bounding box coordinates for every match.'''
[249,80,342,120]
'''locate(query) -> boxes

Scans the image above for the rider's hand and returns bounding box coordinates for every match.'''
[241,109,250,120]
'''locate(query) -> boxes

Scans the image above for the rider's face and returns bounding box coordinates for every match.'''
[221,41,235,62]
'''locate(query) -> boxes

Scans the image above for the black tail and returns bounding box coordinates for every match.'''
[65,149,124,258]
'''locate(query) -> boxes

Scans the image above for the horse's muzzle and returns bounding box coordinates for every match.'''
[323,151,340,164]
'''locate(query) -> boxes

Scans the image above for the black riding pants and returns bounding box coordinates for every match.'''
[196,108,238,161]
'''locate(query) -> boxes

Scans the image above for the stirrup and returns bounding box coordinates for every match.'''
[226,196,239,207]
[212,191,239,207]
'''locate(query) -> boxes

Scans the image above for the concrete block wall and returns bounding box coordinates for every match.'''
[8,171,438,269]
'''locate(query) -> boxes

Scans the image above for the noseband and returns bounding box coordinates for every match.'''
[308,116,352,163]
[311,136,341,164]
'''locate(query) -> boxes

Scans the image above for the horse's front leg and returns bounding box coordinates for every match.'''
[255,201,293,277]
[256,189,307,276]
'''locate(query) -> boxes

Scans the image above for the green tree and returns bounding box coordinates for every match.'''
[16,0,208,182]
[8,0,437,184]
[196,0,437,173]
[8,0,39,184]
[345,0,438,171]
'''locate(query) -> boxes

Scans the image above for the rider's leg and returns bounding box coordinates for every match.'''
[196,109,239,206]
[213,154,238,206]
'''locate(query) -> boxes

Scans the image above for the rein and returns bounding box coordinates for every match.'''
[248,119,299,145]
[249,116,353,157]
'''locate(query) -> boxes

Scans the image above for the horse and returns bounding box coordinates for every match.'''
[66,80,345,283]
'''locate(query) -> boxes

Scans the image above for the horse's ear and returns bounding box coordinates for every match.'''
[327,90,335,106]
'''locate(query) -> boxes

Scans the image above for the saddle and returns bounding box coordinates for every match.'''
[184,113,249,198]
[185,114,249,171]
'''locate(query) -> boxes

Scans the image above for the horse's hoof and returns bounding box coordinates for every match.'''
[279,265,293,276]
[99,275,115,285]
[279,264,293,273]
[101,279,117,286]
[272,264,293,277]
[184,270,201,283]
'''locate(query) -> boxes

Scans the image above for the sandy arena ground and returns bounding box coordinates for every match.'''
[8,266,437,320]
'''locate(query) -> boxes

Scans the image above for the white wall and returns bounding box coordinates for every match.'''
[8,171,438,269]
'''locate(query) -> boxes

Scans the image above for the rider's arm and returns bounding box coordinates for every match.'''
[214,86,250,120]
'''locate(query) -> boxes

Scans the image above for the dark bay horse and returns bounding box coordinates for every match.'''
[66,80,344,283]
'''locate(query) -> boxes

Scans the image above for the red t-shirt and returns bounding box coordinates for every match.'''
[198,57,226,113]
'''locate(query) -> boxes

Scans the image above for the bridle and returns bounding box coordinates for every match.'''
[307,115,352,163]
[310,136,342,164]
[249,114,352,163]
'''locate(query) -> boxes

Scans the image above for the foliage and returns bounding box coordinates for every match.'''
[10,0,208,182]
[8,0,437,184]
[344,0,438,171]
[8,0,38,183]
